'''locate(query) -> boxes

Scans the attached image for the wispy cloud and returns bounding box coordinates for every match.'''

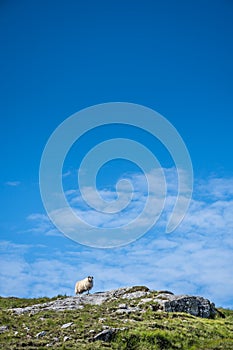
[196,177,233,200]
[62,170,72,178]
[5,181,21,187]
[1,170,233,308]
[26,213,62,236]
[44,168,187,247]
[0,241,76,297]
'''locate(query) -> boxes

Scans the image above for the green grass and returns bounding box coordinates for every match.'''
[0,295,67,309]
[0,295,233,349]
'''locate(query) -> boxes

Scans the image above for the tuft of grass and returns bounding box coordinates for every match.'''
[0,295,67,309]
[125,286,149,293]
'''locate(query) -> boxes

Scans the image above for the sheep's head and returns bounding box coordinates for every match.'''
[88,276,93,282]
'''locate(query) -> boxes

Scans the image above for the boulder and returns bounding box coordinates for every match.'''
[154,293,217,318]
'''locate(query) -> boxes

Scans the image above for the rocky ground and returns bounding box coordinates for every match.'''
[0,286,233,349]
[10,286,217,318]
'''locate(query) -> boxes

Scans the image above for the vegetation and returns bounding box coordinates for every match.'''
[0,294,233,349]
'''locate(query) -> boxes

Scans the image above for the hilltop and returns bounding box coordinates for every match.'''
[0,286,233,349]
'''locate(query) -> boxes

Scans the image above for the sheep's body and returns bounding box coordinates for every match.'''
[75,276,93,295]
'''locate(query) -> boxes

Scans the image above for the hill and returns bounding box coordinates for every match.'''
[0,286,233,349]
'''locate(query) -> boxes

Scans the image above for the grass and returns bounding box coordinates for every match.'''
[0,295,67,309]
[0,295,233,349]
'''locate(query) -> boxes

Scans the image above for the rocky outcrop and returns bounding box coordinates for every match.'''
[154,292,217,318]
[10,286,217,319]
[10,286,149,315]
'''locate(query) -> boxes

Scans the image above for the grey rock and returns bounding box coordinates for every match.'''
[122,291,149,300]
[93,327,127,342]
[0,325,8,333]
[36,330,46,338]
[10,287,141,315]
[63,336,70,342]
[118,303,128,309]
[115,308,131,314]
[154,294,216,318]
[138,298,153,304]
[102,325,110,329]
[9,286,218,319]
[11,297,85,315]
[61,322,73,329]
[93,328,117,342]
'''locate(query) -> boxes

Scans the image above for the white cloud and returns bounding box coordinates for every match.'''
[5,181,21,187]
[45,168,186,246]
[1,170,233,308]
[197,177,233,200]
[0,241,77,297]
[26,213,62,236]
[0,227,232,307]
[62,170,72,178]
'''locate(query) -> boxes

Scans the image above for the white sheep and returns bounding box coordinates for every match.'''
[75,276,94,295]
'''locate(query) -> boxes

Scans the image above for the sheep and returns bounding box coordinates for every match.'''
[75,276,94,295]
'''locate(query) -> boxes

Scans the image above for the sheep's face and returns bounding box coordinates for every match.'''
[88,276,93,282]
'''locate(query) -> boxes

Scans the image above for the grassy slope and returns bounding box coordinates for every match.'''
[0,294,233,350]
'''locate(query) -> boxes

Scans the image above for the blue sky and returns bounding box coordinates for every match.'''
[0,1,233,308]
